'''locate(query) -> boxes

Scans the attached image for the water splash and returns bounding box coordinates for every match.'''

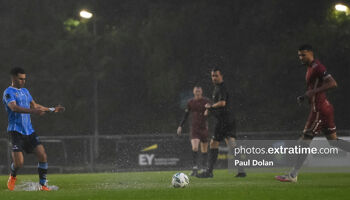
[14,181,59,191]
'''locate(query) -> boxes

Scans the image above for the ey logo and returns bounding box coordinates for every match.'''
[139,144,158,166]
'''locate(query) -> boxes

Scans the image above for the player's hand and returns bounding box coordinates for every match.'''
[204,109,209,116]
[297,95,305,105]
[205,103,212,109]
[177,127,182,136]
[54,105,66,113]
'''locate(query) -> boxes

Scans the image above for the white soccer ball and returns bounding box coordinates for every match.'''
[171,172,189,188]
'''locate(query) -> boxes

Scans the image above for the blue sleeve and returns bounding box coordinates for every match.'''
[3,89,16,105]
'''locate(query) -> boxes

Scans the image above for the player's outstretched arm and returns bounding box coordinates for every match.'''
[30,100,66,113]
[8,101,45,115]
[177,108,190,136]
[205,101,226,109]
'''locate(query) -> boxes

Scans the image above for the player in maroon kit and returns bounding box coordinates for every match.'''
[275,44,350,182]
[177,86,210,176]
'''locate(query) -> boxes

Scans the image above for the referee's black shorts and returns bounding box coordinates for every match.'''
[212,114,236,141]
[8,131,42,153]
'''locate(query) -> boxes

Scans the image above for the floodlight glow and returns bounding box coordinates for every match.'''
[80,10,93,19]
[335,4,349,12]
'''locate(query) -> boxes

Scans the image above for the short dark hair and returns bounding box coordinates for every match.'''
[298,44,313,52]
[10,67,25,76]
[211,67,223,75]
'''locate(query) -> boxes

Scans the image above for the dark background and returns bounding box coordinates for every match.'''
[0,0,349,137]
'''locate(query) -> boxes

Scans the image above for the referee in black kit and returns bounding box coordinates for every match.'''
[196,67,246,178]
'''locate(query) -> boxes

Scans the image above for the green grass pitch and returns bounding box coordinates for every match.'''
[0,170,349,200]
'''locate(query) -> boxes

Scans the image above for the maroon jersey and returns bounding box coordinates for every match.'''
[186,98,210,130]
[306,59,330,111]
[303,59,336,135]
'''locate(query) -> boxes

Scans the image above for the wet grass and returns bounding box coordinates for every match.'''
[0,170,349,200]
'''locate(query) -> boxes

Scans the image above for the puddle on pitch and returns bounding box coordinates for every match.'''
[14,181,59,191]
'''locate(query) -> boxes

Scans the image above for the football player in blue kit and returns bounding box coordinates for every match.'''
[3,67,65,191]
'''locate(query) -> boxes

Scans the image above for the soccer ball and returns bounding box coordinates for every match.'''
[171,172,189,188]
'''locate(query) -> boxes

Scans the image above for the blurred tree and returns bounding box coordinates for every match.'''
[0,0,349,136]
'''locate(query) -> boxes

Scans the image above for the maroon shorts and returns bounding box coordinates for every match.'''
[191,128,209,143]
[304,101,336,136]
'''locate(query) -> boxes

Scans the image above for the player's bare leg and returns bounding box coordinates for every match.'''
[35,144,47,162]
[190,139,200,176]
[12,152,24,171]
[200,142,208,171]
[275,134,313,182]
[8,152,24,190]
[34,144,50,191]
[200,142,208,152]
